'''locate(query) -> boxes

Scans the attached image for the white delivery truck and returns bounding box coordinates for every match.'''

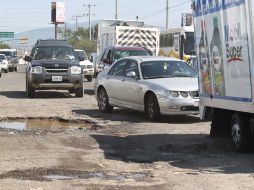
[193,0,254,152]
[97,19,160,57]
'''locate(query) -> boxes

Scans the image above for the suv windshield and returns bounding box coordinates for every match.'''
[33,47,76,60]
[74,50,88,60]
[0,55,6,60]
[141,60,197,79]
[0,51,12,57]
[113,49,151,61]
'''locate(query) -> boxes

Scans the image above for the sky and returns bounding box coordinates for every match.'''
[0,0,192,34]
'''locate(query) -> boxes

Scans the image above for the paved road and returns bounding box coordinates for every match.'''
[0,72,254,190]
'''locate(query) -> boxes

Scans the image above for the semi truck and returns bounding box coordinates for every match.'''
[193,0,254,152]
[97,19,160,57]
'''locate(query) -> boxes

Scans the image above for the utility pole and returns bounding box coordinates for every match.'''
[115,0,118,19]
[71,15,84,30]
[84,3,95,41]
[166,0,169,29]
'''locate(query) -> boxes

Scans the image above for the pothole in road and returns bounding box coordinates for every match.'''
[0,119,92,132]
[0,168,149,182]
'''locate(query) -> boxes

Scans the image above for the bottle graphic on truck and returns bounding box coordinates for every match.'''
[210,17,225,96]
[199,19,212,94]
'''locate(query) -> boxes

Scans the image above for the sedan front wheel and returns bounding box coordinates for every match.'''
[145,93,160,121]
[98,88,113,113]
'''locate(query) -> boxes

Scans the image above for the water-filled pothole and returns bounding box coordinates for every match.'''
[0,119,91,132]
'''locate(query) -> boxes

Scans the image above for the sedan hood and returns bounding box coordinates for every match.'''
[146,77,198,91]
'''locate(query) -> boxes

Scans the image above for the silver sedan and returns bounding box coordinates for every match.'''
[94,56,199,121]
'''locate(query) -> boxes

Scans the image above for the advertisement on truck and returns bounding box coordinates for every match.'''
[194,0,252,100]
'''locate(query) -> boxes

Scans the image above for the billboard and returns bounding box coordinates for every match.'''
[51,2,65,24]
[181,13,193,27]
[193,0,252,100]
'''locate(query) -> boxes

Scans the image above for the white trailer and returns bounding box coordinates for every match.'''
[193,0,254,152]
[97,19,160,56]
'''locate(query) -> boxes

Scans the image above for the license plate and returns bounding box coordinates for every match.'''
[52,76,62,82]
[194,101,199,107]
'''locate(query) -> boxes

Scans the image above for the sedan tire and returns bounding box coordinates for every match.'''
[98,88,113,113]
[145,93,160,121]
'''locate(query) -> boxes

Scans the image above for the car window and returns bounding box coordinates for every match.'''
[125,60,140,78]
[111,60,128,76]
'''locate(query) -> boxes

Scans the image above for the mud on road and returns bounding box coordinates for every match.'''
[0,72,254,190]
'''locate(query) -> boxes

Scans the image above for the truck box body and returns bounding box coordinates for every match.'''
[97,19,160,57]
[193,0,254,116]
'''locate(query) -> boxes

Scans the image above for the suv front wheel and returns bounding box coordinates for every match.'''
[26,80,35,98]
[75,86,84,97]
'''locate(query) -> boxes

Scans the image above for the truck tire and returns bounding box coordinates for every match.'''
[86,75,92,82]
[75,86,83,97]
[26,81,35,98]
[210,108,231,138]
[4,69,8,73]
[231,113,252,152]
[145,93,160,121]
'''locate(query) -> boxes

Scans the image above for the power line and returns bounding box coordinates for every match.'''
[140,0,191,20]
[70,15,84,30]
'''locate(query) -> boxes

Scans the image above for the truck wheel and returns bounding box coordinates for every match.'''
[26,81,35,98]
[4,69,8,73]
[210,109,231,138]
[86,75,92,82]
[9,67,13,72]
[97,88,113,113]
[231,113,252,152]
[145,93,160,121]
[75,86,83,97]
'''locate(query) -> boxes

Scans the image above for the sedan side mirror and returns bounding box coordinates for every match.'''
[126,71,136,78]
[24,55,32,62]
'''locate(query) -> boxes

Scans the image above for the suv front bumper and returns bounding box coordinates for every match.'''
[29,73,83,90]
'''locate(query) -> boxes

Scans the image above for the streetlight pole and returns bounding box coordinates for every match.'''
[166,0,169,29]
[115,0,118,19]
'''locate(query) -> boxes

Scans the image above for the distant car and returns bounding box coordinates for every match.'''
[0,54,9,73]
[24,39,84,98]
[0,49,18,72]
[74,49,94,82]
[94,56,199,121]
[96,46,152,76]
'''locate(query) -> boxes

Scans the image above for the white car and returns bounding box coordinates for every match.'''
[74,49,94,82]
[0,54,9,73]
[94,56,199,121]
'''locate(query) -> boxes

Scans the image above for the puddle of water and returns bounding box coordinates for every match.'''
[44,175,78,180]
[0,119,90,131]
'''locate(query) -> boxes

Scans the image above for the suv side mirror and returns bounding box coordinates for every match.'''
[126,71,136,78]
[78,56,85,61]
[24,55,32,62]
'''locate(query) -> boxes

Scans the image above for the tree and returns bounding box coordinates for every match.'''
[60,26,98,55]
[0,43,10,49]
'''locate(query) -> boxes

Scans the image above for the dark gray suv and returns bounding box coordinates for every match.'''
[24,39,84,98]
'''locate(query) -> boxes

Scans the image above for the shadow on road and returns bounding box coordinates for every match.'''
[91,134,254,174]
[0,91,27,99]
[72,108,201,124]
[84,89,95,96]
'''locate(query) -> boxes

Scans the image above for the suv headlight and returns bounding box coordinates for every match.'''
[31,66,42,74]
[71,66,81,74]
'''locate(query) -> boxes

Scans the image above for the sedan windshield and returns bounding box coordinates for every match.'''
[0,55,6,60]
[0,51,12,57]
[74,50,88,60]
[141,60,197,79]
[113,50,151,61]
[33,47,76,60]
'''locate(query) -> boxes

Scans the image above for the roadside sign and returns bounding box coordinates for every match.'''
[0,32,14,38]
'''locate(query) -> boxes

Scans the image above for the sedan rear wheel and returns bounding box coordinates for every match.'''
[145,93,160,121]
[98,88,113,113]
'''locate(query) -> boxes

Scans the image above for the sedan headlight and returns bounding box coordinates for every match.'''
[167,90,179,98]
[31,66,42,74]
[71,66,81,74]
